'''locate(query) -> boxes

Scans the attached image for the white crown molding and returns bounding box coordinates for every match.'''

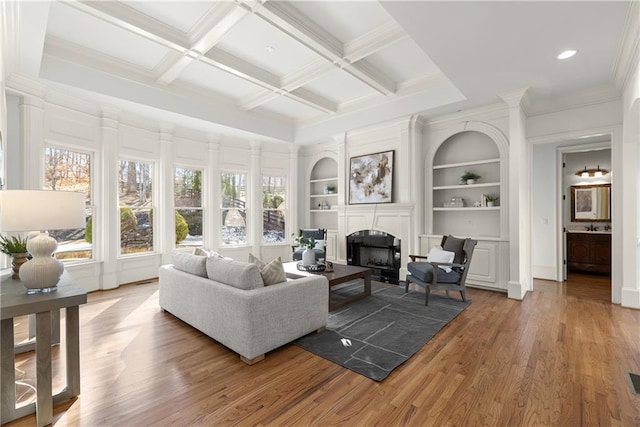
[613,0,640,91]
[5,73,48,98]
[526,86,622,117]
[45,35,157,77]
[499,87,530,115]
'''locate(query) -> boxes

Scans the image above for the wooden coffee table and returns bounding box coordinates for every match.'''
[283,262,371,311]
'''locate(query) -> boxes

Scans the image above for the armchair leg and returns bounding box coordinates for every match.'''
[405,276,410,293]
[425,286,431,306]
[460,290,466,302]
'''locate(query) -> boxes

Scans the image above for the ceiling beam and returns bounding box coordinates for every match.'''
[251,1,396,95]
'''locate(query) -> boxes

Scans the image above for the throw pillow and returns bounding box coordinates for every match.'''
[206,257,264,290]
[194,247,225,259]
[172,252,208,278]
[314,239,326,250]
[426,246,455,273]
[248,253,287,286]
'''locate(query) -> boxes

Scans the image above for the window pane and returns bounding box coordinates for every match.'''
[119,160,153,253]
[262,175,286,243]
[221,173,246,208]
[221,209,247,244]
[44,147,93,260]
[221,172,247,245]
[176,209,203,248]
[174,168,202,207]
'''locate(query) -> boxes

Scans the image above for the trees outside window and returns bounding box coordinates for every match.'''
[119,160,153,254]
[221,172,247,245]
[262,175,286,243]
[44,146,93,260]
[174,167,203,248]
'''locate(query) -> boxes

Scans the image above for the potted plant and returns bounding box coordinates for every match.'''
[294,235,317,266]
[485,195,499,207]
[326,184,337,194]
[461,171,481,185]
[0,234,29,279]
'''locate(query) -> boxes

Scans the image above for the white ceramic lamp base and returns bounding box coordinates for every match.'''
[19,231,64,294]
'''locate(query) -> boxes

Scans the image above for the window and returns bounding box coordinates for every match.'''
[221,172,247,245]
[174,167,203,248]
[262,175,286,243]
[44,146,93,261]
[119,160,153,254]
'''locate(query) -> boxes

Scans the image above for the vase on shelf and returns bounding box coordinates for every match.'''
[487,201,494,207]
[302,249,316,266]
[466,179,475,185]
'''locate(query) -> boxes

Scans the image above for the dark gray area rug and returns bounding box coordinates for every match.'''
[295,282,470,381]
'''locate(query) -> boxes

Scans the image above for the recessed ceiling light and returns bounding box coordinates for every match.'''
[265,46,275,53]
[557,50,577,60]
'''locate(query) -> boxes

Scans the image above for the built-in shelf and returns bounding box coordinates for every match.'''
[433,182,500,190]
[310,193,338,198]
[433,207,500,211]
[309,177,337,183]
[433,158,500,170]
[310,209,337,213]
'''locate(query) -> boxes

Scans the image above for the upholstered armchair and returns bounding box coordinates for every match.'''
[292,228,327,263]
[405,235,477,305]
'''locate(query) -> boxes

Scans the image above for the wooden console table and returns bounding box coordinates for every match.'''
[1,272,87,426]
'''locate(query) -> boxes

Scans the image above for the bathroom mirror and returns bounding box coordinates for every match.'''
[570,184,611,222]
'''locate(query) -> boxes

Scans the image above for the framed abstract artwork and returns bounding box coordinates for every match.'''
[349,150,394,204]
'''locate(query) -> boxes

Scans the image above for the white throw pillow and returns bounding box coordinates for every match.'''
[314,239,326,250]
[426,246,455,273]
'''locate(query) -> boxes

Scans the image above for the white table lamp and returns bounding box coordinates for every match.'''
[0,190,86,293]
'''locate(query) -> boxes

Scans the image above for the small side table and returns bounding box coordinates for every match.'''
[1,272,87,427]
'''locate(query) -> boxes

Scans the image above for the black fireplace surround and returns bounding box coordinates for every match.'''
[346,230,401,284]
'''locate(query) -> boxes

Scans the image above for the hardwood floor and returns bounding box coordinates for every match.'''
[6,275,640,426]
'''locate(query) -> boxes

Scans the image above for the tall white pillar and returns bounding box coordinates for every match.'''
[500,89,532,300]
[159,125,174,264]
[19,94,44,189]
[250,141,262,256]
[100,107,119,290]
[288,144,299,240]
[207,137,221,251]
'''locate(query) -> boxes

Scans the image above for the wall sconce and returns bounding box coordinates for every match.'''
[575,165,608,178]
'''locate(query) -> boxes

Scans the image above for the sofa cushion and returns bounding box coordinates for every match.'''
[206,256,264,290]
[407,262,461,284]
[248,253,287,286]
[172,252,208,278]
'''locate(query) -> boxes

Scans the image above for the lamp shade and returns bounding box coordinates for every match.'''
[0,190,86,231]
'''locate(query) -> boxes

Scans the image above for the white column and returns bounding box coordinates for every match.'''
[19,94,44,189]
[159,125,174,264]
[100,107,119,289]
[207,137,221,251]
[621,107,640,308]
[500,89,532,300]
[250,141,262,256]
[335,133,347,262]
[288,144,299,240]
[408,115,424,255]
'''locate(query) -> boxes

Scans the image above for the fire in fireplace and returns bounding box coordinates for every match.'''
[346,230,401,284]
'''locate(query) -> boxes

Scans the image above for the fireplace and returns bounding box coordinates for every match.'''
[346,230,401,284]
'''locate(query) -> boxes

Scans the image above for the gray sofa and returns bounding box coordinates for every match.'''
[158,254,328,364]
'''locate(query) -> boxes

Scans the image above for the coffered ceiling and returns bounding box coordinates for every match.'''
[5,1,634,145]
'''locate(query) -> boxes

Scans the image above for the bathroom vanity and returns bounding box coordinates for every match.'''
[566,231,611,275]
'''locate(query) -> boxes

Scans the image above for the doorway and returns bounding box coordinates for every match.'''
[560,145,612,297]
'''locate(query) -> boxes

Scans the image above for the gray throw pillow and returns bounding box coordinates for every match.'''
[248,253,287,286]
[206,257,264,290]
[172,252,208,278]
